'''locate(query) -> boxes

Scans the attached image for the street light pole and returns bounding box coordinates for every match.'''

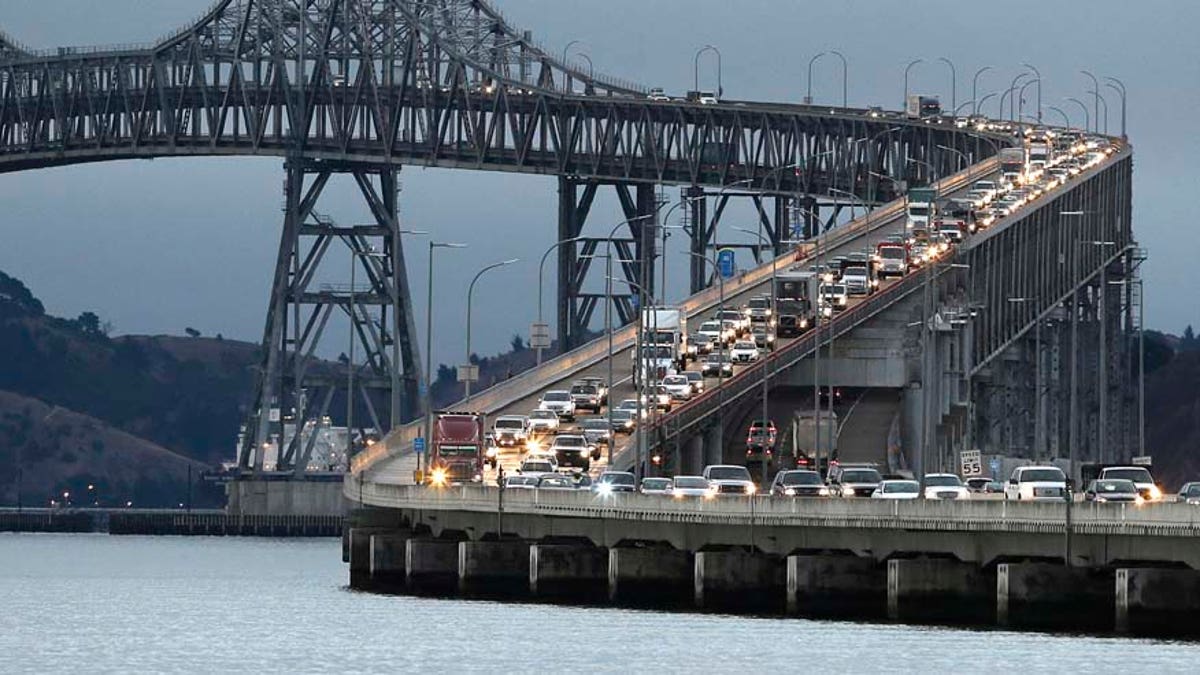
[465,259,519,398]
[736,225,776,489]
[937,57,956,113]
[805,52,826,104]
[1022,63,1042,122]
[903,59,924,106]
[1046,105,1071,130]
[536,236,584,366]
[830,49,848,108]
[1066,97,1091,134]
[1006,72,1029,122]
[423,241,466,475]
[971,66,992,116]
[694,44,722,97]
[1104,77,1127,139]
[1080,70,1100,135]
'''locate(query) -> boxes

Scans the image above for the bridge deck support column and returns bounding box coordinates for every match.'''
[457,540,530,596]
[694,549,784,612]
[887,558,992,623]
[685,434,704,476]
[997,563,1112,630]
[1115,568,1200,636]
[529,544,607,599]
[369,532,412,590]
[704,425,724,468]
[608,546,693,605]
[405,539,460,592]
[348,527,391,589]
[787,554,886,617]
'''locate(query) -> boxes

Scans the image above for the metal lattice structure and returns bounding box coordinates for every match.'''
[0,0,1016,471]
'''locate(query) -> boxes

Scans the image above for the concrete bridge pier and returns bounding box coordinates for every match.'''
[608,545,693,605]
[887,558,993,624]
[786,554,886,618]
[348,527,392,589]
[997,563,1112,630]
[694,549,785,612]
[529,544,608,599]
[681,434,704,476]
[457,540,530,596]
[369,532,412,591]
[1115,568,1200,636]
[405,538,460,593]
[704,424,724,468]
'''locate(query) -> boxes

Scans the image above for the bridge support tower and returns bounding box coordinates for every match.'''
[239,159,422,474]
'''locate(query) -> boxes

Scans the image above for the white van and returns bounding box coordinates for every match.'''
[1004,465,1067,501]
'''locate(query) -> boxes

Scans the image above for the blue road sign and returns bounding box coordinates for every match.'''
[717,248,736,278]
[630,293,640,311]
[989,457,1001,478]
[414,437,426,454]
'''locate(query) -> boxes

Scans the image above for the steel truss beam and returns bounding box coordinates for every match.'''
[238,157,420,474]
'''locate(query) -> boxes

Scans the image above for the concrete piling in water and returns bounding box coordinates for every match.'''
[458,540,530,596]
[405,539,460,592]
[887,558,993,624]
[608,546,693,605]
[529,544,607,599]
[786,554,886,617]
[997,563,1111,630]
[1115,568,1200,636]
[368,533,411,591]
[694,549,785,612]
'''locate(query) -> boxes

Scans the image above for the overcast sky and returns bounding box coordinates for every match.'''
[0,0,1196,368]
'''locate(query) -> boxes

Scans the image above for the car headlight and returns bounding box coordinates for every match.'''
[746,484,757,495]
[843,487,855,496]
[784,488,796,496]
[597,483,613,495]
[1094,496,1106,503]
[818,487,829,496]
[1149,486,1162,500]
[430,468,448,487]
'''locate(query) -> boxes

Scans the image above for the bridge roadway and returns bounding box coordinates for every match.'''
[358,154,1004,484]
[346,483,1200,632]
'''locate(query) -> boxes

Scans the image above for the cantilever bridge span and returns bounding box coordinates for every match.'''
[1,1,1123,481]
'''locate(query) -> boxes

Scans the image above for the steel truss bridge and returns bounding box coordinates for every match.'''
[0,1,1136,479]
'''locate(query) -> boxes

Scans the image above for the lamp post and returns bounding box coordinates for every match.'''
[1104,77,1127,139]
[422,241,466,475]
[464,259,519,398]
[1066,97,1091,133]
[975,92,997,118]
[1087,89,1109,135]
[903,59,923,106]
[535,236,585,365]
[578,251,633,466]
[1046,105,1071,130]
[830,49,848,108]
[609,275,653,483]
[937,144,971,183]
[805,52,826,104]
[971,66,992,116]
[736,225,777,489]
[347,246,400,463]
[694,44,722,97]
[684,251,728,460]
[1017,78,1040,133]
[1005,72,1029,121]
[937,57,956,113]
[1080,70,1100,135]
[1022,63,1042,122]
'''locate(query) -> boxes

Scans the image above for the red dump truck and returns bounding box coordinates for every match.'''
[428,412,485,486]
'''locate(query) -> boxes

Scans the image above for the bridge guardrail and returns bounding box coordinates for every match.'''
[348,481,1200,536]
[355,155,1000,475]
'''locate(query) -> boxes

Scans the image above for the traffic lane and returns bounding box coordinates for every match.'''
[483,166,1001,458]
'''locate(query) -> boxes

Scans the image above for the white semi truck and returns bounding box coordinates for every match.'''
[634,306,688,382]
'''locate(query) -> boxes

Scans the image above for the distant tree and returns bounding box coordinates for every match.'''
[76,311,101,335]
[436,364,456,385]
[510,334,527,352]
[337,352,349,364]
[1182,325,1198,352]
[215,333,224,341]
[185,327,201,338]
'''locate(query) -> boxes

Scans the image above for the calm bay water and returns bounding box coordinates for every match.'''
[0,534,1195,673]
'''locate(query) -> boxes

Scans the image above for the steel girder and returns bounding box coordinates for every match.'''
[0,1,999,193]
[238,157,420,473]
